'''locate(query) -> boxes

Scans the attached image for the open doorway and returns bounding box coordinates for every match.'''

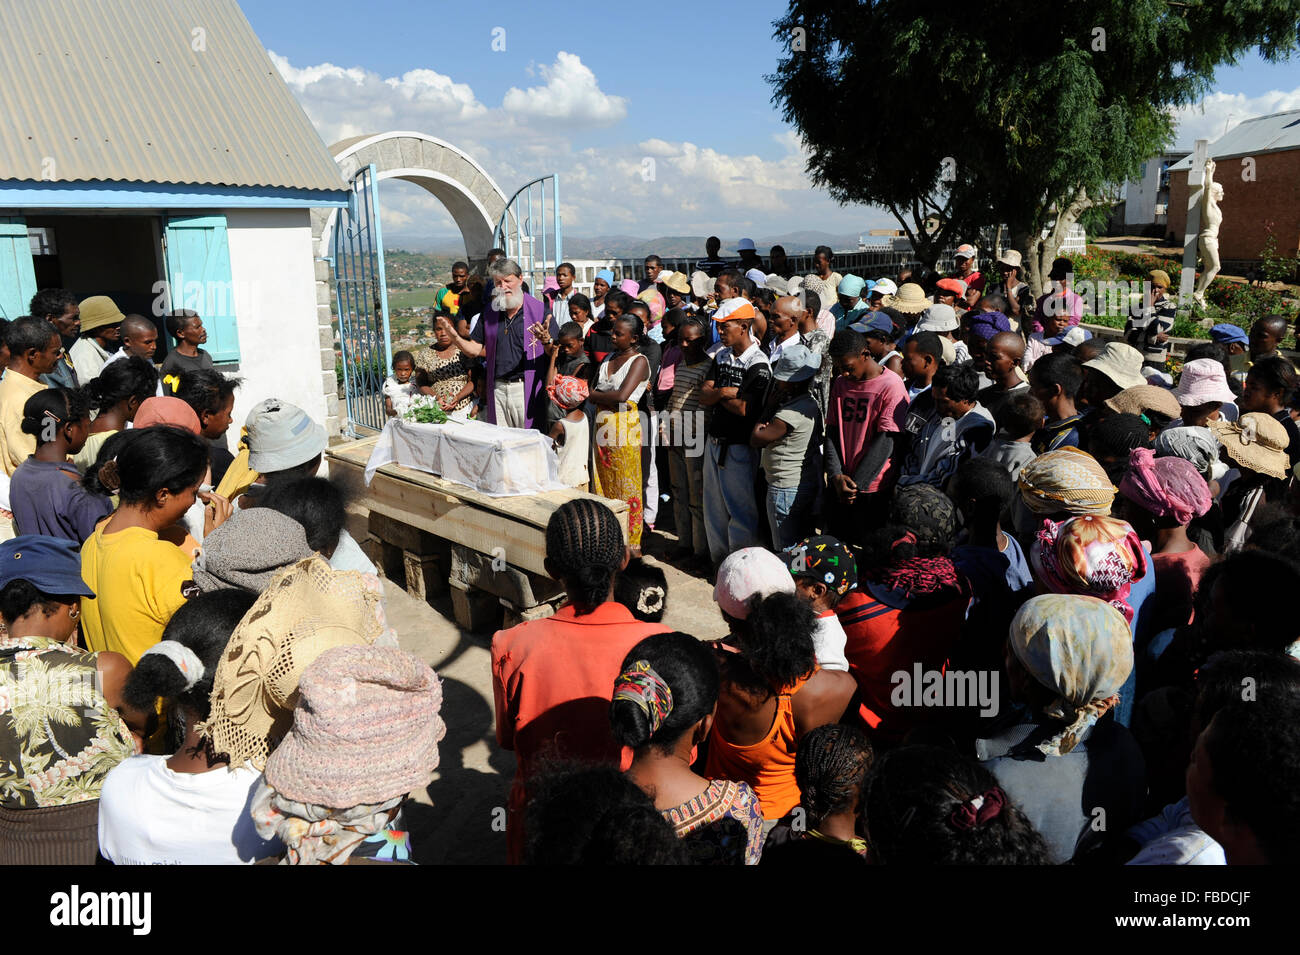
[25,213,171,360]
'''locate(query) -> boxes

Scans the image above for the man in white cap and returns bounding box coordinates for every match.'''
[242,398,377,577]
[950,244,986,294]
[868,278,898,312]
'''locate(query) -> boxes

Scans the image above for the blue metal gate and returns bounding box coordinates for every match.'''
[332,164,393,434]
[494,175,562,294]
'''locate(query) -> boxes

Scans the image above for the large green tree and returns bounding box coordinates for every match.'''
[769,0,1300,292]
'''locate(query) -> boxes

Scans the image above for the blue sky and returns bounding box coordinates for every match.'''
[241,0,1300,245]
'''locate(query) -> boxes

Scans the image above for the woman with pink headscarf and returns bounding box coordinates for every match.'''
[1116,447,1212,635]
[1029,513,1153,727]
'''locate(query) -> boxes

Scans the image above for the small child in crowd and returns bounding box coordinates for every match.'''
[783,534,853,671]
[546,374,590,490]
[613,556,668,623]
[1029,352,1086,454]
[977,392,1043,483]
[384,350,418,418]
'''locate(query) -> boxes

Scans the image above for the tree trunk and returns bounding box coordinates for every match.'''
[1011,228,1043,297]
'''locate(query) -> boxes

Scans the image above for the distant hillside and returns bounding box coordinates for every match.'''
[380,231,871,261]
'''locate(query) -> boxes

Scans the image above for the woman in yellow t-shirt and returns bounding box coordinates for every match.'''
[79,425,234,663]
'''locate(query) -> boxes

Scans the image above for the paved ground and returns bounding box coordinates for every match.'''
[383,516,726,865]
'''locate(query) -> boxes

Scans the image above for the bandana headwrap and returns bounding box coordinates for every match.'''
[547,374,589,410]
[1018,447,1116,516]
[1119,447,1211,525]
[1009,594,1134,756]
[1030,515,1148,623]
[613,660,674,735]
[967,310,1012,341]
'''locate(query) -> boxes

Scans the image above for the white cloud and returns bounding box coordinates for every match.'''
[502,52,627,125]
[1173,87,1300,147]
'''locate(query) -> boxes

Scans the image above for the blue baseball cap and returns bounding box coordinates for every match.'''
[0,536,94,597]
[851,312,896,336]
[1210,323,1248,346]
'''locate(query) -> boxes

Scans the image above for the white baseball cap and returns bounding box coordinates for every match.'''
[871,278,899,297]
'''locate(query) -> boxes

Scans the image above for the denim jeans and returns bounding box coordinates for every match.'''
[766,481,819,551]
[703,439,761,564]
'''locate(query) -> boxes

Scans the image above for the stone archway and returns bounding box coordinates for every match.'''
[311,131,511,272]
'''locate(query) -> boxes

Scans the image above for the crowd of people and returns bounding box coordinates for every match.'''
[0,290,445,865]
[4,232,1300,866]
[481,240,1300,864]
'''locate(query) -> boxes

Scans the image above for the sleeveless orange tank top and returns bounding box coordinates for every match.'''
[704,671,814,820]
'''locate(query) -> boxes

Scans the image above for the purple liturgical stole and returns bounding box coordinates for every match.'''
[481,293,550,430]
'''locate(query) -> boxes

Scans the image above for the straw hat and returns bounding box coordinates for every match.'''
[1210,413,1291,481]
[889,282,930,314]
[1084,342,1147,391]
[660,271,690,296]
[689,271,713,299]
[199,556,394,771]
[1104,385,1183,421]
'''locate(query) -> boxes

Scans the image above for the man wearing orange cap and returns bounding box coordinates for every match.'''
[700,272,772,564]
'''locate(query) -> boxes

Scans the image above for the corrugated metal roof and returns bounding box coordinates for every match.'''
[0,0,347,193]
[1170,109,1300,170]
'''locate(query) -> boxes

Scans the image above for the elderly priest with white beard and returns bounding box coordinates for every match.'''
[437,258,560,431]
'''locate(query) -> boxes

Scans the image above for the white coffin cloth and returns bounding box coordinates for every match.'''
[364,418,567,496]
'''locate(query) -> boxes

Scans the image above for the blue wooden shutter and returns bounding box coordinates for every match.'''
[164,214,240,362]
[0,217,38,322]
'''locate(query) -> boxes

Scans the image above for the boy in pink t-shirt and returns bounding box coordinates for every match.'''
[824,329,909,546]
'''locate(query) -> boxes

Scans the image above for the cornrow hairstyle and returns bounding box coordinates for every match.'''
[610,632,718,752]
[174,367,240,422]
[864,744,1052,865]
[726,591,817,697]
[1202,695,1300,864]
[525,762,688,865]
[20,386,90,442]
[110,425,209,507]
[123,589,257,720]
[545,499,625,615]
[83,356,159,414]
[81,428,133,496]
[796,724,874,829]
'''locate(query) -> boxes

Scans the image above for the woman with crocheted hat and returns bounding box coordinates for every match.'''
[251,643,445,865]
[975,594,1145,863]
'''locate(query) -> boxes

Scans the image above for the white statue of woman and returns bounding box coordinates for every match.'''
[1193,159,1223,307]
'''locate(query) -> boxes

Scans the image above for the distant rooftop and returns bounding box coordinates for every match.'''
[1170,109,1300,170]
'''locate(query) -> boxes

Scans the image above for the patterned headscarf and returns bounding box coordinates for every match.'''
[1154,426,1221,480]
[638,289,666,322]
[1119,447,1211,525]
[547,374,589,410]
[1009,594,1134,756]
[613,660,674,735]
[967,310,1012,341]
[1030,515,1148,623]
[1018,447,1116,516]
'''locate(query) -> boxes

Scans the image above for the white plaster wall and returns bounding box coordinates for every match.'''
[223,207,329,450]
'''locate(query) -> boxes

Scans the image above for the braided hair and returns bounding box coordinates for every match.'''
[795,724,874,829]
[864,744,1051,864]
[545,499,625,615]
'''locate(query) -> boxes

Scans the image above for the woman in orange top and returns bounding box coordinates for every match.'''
[492,498,668,863]
[703,591,856,822]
